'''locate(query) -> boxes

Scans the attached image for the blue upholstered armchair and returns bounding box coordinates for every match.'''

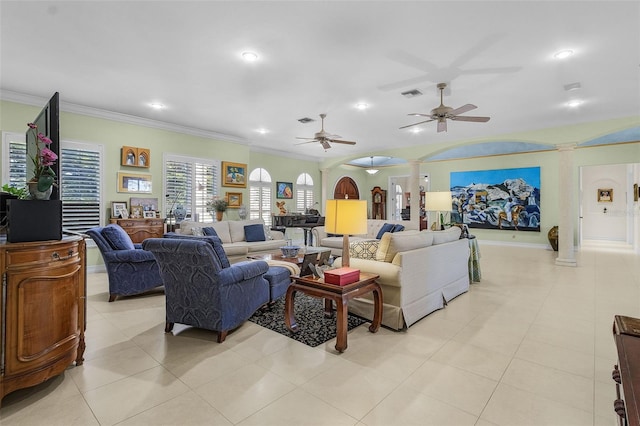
[86,225,163,302]
[142,237,270,343]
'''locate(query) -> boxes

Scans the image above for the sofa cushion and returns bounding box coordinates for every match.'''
[350,240,379,260]
[102,225,135,250]
[431,226,462,245]
[376,230,431,262]
[375,223,395,239]
[202,226,218,237]
[229,218,264,242]
[392,224,405,233]
[245,224,266,242]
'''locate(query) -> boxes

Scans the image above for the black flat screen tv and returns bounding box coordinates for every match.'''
[26,92,60,200]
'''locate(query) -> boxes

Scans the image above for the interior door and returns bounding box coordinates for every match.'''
[334,177,359,199]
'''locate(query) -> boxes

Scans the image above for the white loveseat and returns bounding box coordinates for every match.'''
[173,218,286,262]
[311,219,418,256]
[333,226,470,330]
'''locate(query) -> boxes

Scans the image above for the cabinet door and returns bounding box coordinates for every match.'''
[4,262,82,376]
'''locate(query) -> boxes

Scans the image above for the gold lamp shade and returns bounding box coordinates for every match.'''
[325,199,367,267]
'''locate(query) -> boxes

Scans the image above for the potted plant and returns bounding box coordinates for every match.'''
[206,197,228,221]
[26,122,58,199]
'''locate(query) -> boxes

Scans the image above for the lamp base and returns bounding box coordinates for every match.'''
[342,234,350,268]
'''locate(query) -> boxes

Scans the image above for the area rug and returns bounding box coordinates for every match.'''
[248,294,368,347]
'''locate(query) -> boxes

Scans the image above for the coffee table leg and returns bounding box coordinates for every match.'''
[324,298,333,318]
[284,286,299,332]
[369,283,383,333]
[335,297,348,353]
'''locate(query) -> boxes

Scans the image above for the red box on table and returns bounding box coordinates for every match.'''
[324,267,360,286]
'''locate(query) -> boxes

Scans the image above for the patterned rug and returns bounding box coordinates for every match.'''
[248,293,368,347]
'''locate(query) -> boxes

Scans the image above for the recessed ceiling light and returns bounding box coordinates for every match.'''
[355,102,369,110]
[256,128,268,134]
[554,49,574,59]
[566,99,583,108]
[149,102,165,110]
[242,51,258,62]
[411,128,422,134]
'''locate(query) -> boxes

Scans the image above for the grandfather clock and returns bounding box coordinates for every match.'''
[371,186,386,220]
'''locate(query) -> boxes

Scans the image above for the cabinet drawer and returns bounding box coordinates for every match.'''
[5,241,80,268]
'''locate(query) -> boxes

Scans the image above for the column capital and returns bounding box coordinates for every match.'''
[556,143,577,152]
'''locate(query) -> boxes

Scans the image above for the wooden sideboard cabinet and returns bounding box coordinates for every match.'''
[0,236,86,406]
[109,218,165,243]
[613,315,640,426]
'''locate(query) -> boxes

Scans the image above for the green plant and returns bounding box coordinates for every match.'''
[206,197,228,212]
[2,183,28,199]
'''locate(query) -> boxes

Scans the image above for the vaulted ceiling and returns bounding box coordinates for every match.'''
[1,1,638,161]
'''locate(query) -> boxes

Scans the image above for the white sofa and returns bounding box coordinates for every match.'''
[174,218,286,262]
[311,219,418,256]
[333,226,470,330]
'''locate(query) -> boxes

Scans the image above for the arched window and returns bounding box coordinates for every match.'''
[296,173,315,213]
[249,168,272,226]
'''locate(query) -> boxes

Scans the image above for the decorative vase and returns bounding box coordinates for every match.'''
[548,226,559,251]
[238,204,248,220]
[28,182,52,200]
[216,211,224,221]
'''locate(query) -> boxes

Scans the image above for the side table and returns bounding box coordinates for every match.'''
[285,272,382,353]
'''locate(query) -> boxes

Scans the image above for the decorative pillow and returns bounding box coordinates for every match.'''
[263,225,273,240]
[375,230,430,262]
[102,225,135,250]
[191,227,205,236]
[392,224,405,233]
[375,223,395,239]
[202,227,218,237]
[432,226,462,245]
[350,240,379,260]
[244,224,266,242]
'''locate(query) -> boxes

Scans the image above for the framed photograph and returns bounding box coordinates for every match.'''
[117,172,152,193]
[111,201,128,218]
[143,210,156,218]
[221,161,247,188]
[130,205,144,219]
[276,181,293,199]
[129,197,159,212]
[121,146,150,168]
[597,188,613,202]
[226,192,242,208]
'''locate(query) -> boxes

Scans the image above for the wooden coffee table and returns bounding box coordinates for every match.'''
[284,272,382,353]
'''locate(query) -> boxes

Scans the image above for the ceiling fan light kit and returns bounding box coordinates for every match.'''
[399,83,490,133]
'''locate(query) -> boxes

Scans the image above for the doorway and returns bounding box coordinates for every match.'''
[333,177,359,199]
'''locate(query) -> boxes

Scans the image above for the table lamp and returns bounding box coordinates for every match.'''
[424,191,452,230]
[325,199,367,268]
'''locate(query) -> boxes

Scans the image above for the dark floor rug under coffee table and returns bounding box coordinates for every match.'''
[248,293,368,347]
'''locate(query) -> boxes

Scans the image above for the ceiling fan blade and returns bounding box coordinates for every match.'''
[330,139,356,145]
[408,113,432,117]
[296,137,317,140]
[449,104,477,116]
[450,115,491,122]
[295,140,320,146]
[399,119,434,129]
[321,140,331,150]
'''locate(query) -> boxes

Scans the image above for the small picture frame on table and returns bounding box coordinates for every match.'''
[143,211,156,218]
[131,205,144,219]
[111,201,128,218]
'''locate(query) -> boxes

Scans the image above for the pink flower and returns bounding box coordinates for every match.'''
[27,122,37,129]
[40,148,58,166]
[38,133,53,145]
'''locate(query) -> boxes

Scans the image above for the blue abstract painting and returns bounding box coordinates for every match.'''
[450,167,541,231]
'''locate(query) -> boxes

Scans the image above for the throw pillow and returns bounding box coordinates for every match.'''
[263,225,273,240]
[191,227,205,236]
[202,227,218,237]
[375,230,428,262]
[350,240,379,260]
[375,223,395,239]
[244,224,266,242]
[391,224,405,233]
[102,225,135,250]
[432,226,462,245]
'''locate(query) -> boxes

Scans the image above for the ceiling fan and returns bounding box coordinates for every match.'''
[296,113,356,150]
[399,83,490,133]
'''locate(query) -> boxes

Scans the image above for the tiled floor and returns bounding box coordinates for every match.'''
[1,241,638,425]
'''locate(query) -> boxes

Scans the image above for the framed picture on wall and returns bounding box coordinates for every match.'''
[221,161,247,188]
[597,188,613,202]
[226,192,242,208]
[117,172,152,193]
[276,182,293,199]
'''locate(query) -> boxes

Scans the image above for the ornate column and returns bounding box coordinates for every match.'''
[409,160,420,229]
[556,143,577,267]
[320,168,328,214]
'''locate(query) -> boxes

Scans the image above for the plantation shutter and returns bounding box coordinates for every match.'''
[7,139,27,187]
[164,155,218,222]
[60,143,102,232]
[296,173,314,213]
[249,168,272,226]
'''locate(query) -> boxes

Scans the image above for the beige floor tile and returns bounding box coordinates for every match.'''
[403,360,498,416]
[481,383,593,426]
[360,382,478,425]
[225,327,300,362]
[301,359,401,419]
[501,358,594,413]
[82,366,190,425]
[238,388,358,426]
[525,322,595,356]
[431,340,512,381]
[452,318,529,357]
[194,363,296,424]
[117,391,232,426]
[0,393,98,426]
[515,338,595,379]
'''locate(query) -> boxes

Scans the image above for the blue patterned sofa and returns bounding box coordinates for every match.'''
[142,237,270,343]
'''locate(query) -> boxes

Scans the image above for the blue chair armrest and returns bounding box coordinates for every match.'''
[218,260,269,285]
[134,243,143,249]
[103,249,157,263]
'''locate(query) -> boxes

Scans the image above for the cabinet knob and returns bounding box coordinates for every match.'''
[52,249,75,261]
[612,364,622,384]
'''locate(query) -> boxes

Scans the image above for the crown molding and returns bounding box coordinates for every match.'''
[248,143,322,163]
[0,90,248,144]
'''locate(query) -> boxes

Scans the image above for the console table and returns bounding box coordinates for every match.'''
[612,315,640,426]
[109,218,165,243]
[0,236,86,406]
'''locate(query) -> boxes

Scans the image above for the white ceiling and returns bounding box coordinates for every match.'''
[1,1,639,161]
